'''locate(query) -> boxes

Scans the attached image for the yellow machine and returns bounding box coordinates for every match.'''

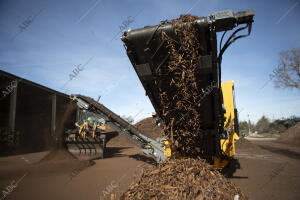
[121,9,253,167]
[75,122,106,138]
[214,81,240,168]
[163,140,172,158]
[160,81,240,168]
[65,103,108,159]
[161,81,240,168]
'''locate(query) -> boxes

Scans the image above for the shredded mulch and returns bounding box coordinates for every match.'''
[120,158,246,200]
[153,14,210,157]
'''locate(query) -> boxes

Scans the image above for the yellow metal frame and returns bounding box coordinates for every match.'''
[163,140,172,158]
[214,81,239,168]
[75,122,106,138]
[162,81,239,167]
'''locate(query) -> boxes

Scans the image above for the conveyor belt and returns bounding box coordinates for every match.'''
[72,95,168,162]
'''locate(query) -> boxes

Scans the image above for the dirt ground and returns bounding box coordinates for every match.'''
[0,134,153,200]
[1,133,300,200]
[232,137,300,200]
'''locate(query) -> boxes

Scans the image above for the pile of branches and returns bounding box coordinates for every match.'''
[154,15,209,157]
[120,158,246,200]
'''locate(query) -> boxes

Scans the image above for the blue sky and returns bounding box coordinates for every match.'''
[0,0,300,123]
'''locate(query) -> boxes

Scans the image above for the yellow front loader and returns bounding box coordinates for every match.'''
[64,98,108,160]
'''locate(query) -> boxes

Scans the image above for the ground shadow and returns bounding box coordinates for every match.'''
[128,154,157,166]
[104,131,119,143]
[221,158,248,179]
[258,145,300,161]
[104,147,132,158]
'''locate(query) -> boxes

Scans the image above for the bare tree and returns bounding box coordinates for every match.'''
[121,115,134,124]
[255,116,270,134]
[271,47,300,90]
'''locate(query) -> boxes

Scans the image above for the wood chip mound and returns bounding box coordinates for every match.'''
[278,122,300,145]
[135,117,163,139]
[120,158,246,200]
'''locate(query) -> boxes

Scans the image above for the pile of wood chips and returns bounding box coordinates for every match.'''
[120,158,246,200]
[135,117,163,139]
